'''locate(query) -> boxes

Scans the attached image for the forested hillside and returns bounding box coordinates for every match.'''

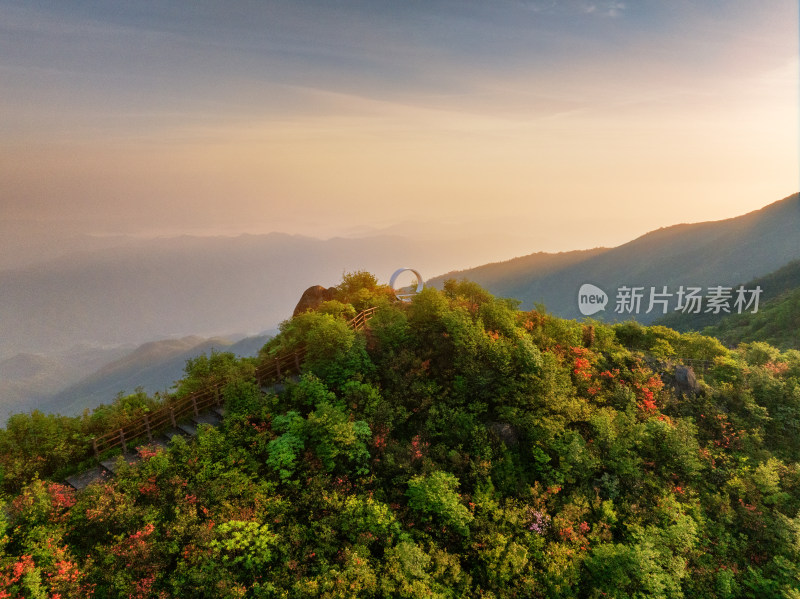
[658,260,800,350]
[1,273,799,598]
[700,288,800,350]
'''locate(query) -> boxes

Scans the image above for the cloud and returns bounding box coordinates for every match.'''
[582,2,625,17]
[0,0,795,246]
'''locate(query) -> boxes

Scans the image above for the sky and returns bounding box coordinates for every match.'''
[1,0,798,259]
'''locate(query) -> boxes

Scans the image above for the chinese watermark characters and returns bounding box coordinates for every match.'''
[578,284,762,316]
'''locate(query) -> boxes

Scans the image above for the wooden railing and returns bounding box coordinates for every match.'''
[91,384,224,457]
[349,306,378,331]
[89,307,378,459]
[624,347,717,373]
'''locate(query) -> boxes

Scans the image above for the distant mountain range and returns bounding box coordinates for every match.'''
[39,332,272,417]
[0,345,133,418]
[2,193,798,420]
[0,332,272,422]
[0,231,539,360]
[429,193,800,324]
[0,226,536,419]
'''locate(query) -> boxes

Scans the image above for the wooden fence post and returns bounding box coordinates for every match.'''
[119,429,127,455]
[143,414,153,443]
[191,395,199,416]
[170,407,177,428]
[92,438,99,460]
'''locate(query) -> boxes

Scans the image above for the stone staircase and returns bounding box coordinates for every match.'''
[65,406,226,490]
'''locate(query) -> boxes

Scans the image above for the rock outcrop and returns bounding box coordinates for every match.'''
[293,285,336,317]
[673,365,700,395]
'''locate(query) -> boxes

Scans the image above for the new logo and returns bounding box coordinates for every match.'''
[578,283,608,316]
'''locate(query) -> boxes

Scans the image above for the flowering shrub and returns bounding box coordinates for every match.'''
[528,510,551,535]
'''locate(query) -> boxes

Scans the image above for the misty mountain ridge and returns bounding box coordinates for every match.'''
[1,331,274,422]
[0,344,134,420]
[0,230,549,361]
[6,194,795,362]
[430,193,800,323]
[40,334,262,417]
[2,192,797,420]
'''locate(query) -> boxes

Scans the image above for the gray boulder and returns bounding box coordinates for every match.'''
[674,365,700,395]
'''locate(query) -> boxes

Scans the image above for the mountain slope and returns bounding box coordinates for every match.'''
[0,354,71,414]
[430,193,800,323]
[699,287,800,350]
[0,345,134,421]
[656,259,800,342]
[40,333,271,417]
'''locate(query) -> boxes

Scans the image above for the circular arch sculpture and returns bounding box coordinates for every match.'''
[389,268,424,302]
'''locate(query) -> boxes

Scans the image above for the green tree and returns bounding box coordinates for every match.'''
[406,471,474,536]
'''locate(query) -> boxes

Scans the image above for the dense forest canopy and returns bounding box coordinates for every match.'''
[1,272,799,598]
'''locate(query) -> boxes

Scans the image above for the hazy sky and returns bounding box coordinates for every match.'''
[1,0,797,255]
